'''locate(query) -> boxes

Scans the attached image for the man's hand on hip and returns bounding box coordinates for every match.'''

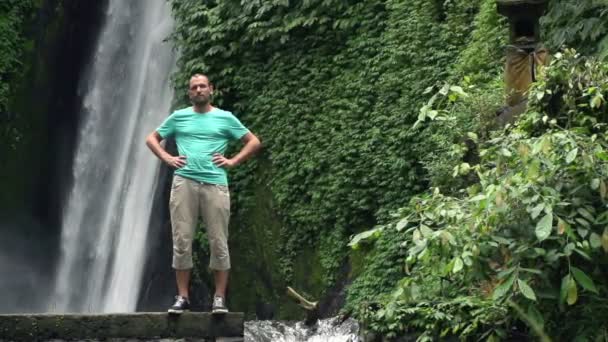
[212,153,236,168]
[165,155,187,168]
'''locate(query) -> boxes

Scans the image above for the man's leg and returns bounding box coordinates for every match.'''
[201,184,231,313]
[168,175,199,313]
[214,269,229,298]
[176,269,192,298]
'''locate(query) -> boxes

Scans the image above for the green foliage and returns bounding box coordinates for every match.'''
[345,227,407,317]
[413,78,504,193]
[451,0,508,82]
[351,50,608,340]
[169,0,495,292]
[164,0,608,336]
[542,0,608,59]
[0,0,35,150]
[343,0,508,325]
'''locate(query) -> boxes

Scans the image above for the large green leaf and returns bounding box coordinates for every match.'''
[571,267,599,294]
[493,273,516,300]
[567,277,578,305]
[577,208,595,222]
[535,213,553,241]
[517,279,537,301]
[591,178,600,190]
[396,218,408,231]
[566,148,578,164]
[590,233,602,249]
[348,227,382,247]
[591,93,604,108]
[453,257,464,274]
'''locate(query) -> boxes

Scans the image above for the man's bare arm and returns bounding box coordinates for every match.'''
[212,132,262,168]
[145,131,187,168]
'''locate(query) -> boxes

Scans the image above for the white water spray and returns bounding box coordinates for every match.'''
[49,0,175,313]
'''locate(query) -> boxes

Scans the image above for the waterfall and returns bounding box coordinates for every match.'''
[49,0,176,313]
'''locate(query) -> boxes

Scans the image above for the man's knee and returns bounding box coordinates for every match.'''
[208,237,230,270]
[172,234,194,269]
[173,250,194,270]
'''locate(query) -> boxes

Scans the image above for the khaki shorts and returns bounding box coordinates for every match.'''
[169,175,231,270]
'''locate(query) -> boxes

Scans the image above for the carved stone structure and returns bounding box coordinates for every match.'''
[496,0,549,124]
[0,312,244,340]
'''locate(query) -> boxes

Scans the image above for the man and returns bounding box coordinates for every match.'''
[145,74,261,314]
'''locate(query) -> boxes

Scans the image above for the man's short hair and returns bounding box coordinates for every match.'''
[190,73,211,85]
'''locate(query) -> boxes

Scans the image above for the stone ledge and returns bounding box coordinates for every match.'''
[0,312,243,341]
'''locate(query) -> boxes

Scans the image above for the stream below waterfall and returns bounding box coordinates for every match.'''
[243,316,360,342]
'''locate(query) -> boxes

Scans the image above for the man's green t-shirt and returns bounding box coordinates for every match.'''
[156,107,249,185]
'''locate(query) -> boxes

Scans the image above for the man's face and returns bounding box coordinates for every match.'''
[188,76,213,105]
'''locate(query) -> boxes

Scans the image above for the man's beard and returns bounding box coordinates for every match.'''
[191,95,209,106]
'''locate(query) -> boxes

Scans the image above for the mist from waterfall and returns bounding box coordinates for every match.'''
[49,0,176,313]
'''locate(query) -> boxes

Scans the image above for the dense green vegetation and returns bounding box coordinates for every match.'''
[0,0,35,152]
[168,0,506,317]
[175,0,607,338]
[0,0,42,210]
[541,0,608,59]
[351,50,608,340]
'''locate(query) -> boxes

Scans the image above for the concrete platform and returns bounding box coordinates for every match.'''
[0,312,243,341]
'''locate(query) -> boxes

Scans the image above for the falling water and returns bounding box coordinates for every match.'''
[49,0,175,313]
[243,317,361,342]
